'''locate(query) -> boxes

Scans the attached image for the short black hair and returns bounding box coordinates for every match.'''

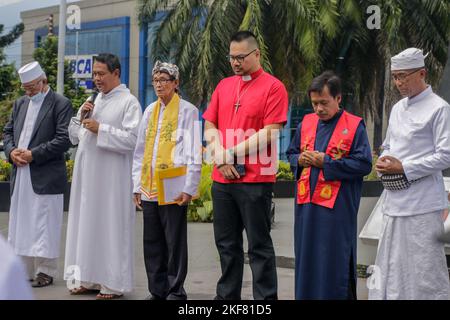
[230,30,259,48]
[308,71,341,98]
[94,53,121,77]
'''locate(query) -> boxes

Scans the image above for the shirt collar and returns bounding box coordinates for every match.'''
[407,86,432,106]
[100,83,125,99]
[241,68,264,82]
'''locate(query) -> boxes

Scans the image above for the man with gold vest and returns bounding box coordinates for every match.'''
[286,71,372,300]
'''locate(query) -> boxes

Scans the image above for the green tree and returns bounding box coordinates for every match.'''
[319,0,450,150]
[33,35,88,111]
[0,23,24,98]
[138,0,450,149]
[0,23,24,137]
[138,0,341,105]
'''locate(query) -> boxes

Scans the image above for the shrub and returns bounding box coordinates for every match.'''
[364,154,380,181]
[66,159,74,182]
[276,160,295,181]
[0,159,11,182]
[188,163,214,222]
[0,159,74,182]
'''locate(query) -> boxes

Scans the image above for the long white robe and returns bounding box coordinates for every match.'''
[64,84,142,293]
[369,87,450,300]
[0,235,33,300]
[8,89,64,259]
[369,211,450,300]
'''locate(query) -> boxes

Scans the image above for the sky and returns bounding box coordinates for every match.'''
[0,0,80,67]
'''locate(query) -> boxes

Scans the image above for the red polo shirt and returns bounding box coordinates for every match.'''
[203,68,289,183]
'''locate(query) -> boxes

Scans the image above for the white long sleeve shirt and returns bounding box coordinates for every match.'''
[132,98,202,201]
[381,86,450,216]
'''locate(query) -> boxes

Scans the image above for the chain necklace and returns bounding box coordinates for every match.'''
[234,71,264,114]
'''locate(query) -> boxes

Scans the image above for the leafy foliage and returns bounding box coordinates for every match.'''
[276,160,295,181]
[188,163,214,222]
[0,159,12,182]
[0,158,74,183]
[66,159,75,182]
[33,36,89,111]
[0,23,24,140]
[364,154,380,181]
[138,0,450,149]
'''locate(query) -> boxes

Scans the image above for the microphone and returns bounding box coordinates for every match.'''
[82,88,98,121]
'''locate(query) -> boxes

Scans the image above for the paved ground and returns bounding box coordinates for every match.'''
[0,199,369,300]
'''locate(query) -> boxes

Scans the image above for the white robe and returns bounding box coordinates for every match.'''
[369,87,450,300]
[64,84,142,293]
[8,89,64,259]
[380,87,450,216]
[369,211,450,300]
[0,235,33,300]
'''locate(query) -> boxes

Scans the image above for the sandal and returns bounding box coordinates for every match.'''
[69,286,100,295]
[95,293,123,300]
[31,272,53,288]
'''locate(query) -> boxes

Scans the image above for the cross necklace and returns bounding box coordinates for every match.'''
[234,72,264,114]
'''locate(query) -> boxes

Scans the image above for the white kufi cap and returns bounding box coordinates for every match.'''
[18,61,45,83]
[391,48,428,71]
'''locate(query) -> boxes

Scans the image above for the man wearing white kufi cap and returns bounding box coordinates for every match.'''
[2,61,73,288]
[369,48,450,300]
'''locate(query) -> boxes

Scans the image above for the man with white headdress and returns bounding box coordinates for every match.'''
[3,61,73,288]
[369,48,450,300]
[64,53,142,299]
[132,61,201,300]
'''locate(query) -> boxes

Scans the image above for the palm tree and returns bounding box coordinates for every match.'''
[0,22,24,138]
[0,22,24,96]
[137,0,345,105]
[323,0,450,150]
[138,0,450,149]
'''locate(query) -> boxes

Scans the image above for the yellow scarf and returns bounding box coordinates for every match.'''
[140,93,180,199]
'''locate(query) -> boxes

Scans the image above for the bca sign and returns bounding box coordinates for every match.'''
[66,55,95,79]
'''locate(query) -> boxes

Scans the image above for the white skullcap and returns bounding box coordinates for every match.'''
[391,48,429,71]
[18,61,45,84]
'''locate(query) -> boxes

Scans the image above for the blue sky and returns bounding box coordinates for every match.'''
[0,0,79,67]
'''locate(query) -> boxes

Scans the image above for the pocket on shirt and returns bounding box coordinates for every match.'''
[407,121,429,138]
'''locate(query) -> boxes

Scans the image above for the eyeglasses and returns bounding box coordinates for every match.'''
[226,49,257,63]
[21,79,43,91]
[151,78,174,85]
[391,68,423,82]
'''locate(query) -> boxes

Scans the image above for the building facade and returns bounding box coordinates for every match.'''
[21,0,450,156]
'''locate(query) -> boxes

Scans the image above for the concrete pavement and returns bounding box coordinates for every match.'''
[0,199,369,300]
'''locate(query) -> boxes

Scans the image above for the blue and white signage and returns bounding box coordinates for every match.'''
[66,55,95,79]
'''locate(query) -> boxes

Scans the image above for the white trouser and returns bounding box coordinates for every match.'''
[22,256,58,279]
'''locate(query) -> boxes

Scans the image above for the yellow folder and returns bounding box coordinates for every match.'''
[154,166,199,205]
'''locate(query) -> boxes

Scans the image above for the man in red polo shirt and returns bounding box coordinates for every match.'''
[203,30,289,300]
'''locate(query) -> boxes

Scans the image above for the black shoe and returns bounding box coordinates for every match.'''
[31,273,53,288]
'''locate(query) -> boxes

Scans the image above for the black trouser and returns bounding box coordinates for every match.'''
[212,182,278,300]
[142,201,188,300]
